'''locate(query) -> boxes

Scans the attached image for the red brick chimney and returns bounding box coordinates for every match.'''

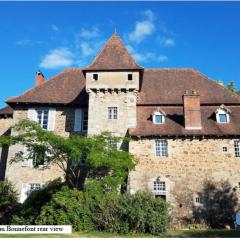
[183,90,202,130]
[35,70,45,86]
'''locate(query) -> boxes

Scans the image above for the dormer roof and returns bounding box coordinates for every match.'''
[85,32,142,71]
[215,104,232,114]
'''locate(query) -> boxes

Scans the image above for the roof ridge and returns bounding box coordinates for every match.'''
[192,68,240,101]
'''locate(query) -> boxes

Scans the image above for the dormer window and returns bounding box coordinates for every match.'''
[93,74,98,81]
[215,105,231,124]
[152,109,166,124]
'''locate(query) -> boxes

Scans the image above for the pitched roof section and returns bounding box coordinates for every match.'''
[0,105,13,116]
[138,68,240,105]
[129,106,240,137]
[85,32,142,70]
[7,69,88,106]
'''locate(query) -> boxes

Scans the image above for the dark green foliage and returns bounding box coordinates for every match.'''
[193,180,239,229]
[36,188,170,235]
[0,180,19,224]
[0,120,135,190]
[93,192,170,234]
[36,185,94,231]
[10,179,64,225]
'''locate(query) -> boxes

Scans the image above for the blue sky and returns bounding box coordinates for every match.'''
[1,2,240,108]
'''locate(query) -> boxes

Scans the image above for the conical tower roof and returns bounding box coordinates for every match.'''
[85,32,142,70]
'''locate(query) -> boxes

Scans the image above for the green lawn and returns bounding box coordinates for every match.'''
[0,229,239,238]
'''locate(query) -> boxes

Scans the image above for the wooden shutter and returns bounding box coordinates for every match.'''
[74,108,83,132]
[20,183,29,203]
[27,108,37,122]
[47,108,56,131]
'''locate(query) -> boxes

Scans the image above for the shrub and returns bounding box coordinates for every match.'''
[93,192,170,234]
[36,185,94,231]
[0,180,19,224]
[10,178,64,225]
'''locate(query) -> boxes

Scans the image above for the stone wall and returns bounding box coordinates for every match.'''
[0,117,13,180]
[86,71,140,90]
[4,107,75,199]
[128,138,240,225]
[87,90,137,136]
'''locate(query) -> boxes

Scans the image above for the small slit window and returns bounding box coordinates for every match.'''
[128,74,133,81]
[93,74,98,81]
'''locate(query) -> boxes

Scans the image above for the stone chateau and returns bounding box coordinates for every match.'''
[0,32,240,223]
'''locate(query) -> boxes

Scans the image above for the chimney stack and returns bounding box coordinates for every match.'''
[183,90,202,130]
[35,70,45,86]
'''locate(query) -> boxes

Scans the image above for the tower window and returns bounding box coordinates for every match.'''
[128,74,133,81]
[108,107,118,120]
[93,74,98,81]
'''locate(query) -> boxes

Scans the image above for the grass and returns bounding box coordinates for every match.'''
[0,229,239,238]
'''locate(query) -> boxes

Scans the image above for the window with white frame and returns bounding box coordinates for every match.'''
[20,183,44,203]
[108,107,118,120]
[153,112,165,124]
[216,108,230,124]
[155,139,168,157]
[234,140,240,157]
[153,178,167,199]
[194,193,204,206]
[37,109,49,129]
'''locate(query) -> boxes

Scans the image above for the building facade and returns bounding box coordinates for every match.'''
[1,33,240,224]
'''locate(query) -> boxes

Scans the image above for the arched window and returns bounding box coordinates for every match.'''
[215,105,231,124]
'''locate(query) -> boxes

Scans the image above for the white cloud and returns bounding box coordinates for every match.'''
[51,24,59,32]
[128,10,155,43]
[158,54,168,62]
[160,38,175,47]
[126,44,155,63]
[80,26,100,39]
[39,48,74,69]
[80,42,95,57]
[143,9,155,21]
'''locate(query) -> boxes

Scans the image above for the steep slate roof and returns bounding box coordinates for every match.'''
[7,69,88,106]
[85,32,142,70]
[129,106,240,137]
[138,69,240,105]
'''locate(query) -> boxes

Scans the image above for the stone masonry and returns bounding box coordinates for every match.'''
[129,138,240,224]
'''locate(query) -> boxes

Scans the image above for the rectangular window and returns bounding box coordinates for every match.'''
[82,109,88,132]
[93,74,98,81]
[37,109,49,130]
[155,139,168,157]
[153,181,166,191]
[108,107,118,120]
[155,115,163,124]
[222,146,228,152]
[234,140,240,157]
[219,114,227,123]
[128,74,133,81]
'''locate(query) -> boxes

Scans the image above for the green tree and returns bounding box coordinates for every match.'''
[0,120,135,191]
[227,81,235,92]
